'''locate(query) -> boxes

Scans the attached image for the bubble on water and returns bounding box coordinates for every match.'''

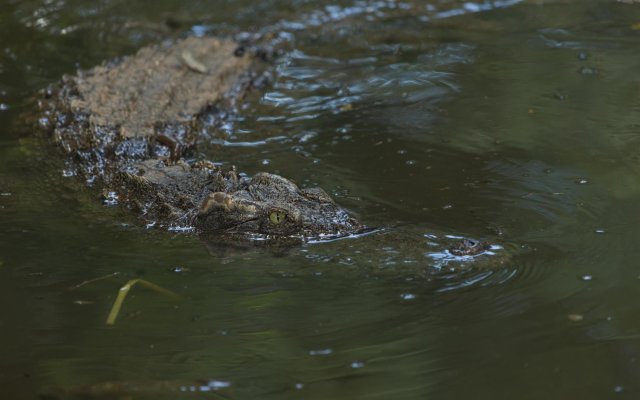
[406,160,416,166]
[207,380,231,390]
[309,348,333,356]
[261,159,271,165]
[575,178,589,184]
[400,293,416,300]
[614,385,623,393]
[0,104,8,111]
[295,383,304,390]
[595,229,605,234]
[351,361,365,369]
[578,66,598,75]
[568,314,584,322]
[581,275,593,281]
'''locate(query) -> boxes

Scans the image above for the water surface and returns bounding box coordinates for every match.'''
[2,0,640,399]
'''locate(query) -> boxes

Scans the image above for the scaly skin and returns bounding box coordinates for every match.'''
[37,36,365,241]
[195,172,362,238]
[111,159,364,240]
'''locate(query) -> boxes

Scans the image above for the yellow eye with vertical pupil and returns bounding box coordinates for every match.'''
[269,211,286,224]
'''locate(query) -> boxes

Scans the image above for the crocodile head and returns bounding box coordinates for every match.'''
[195,172,364,240]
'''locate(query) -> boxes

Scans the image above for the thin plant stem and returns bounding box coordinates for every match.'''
[106,279,180,325]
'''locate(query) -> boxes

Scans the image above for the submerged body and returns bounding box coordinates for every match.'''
[37,36,364,241]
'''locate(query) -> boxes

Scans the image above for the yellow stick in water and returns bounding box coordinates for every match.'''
[106,279,181,325]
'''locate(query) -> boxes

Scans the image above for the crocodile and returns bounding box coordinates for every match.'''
[36,35,364,242]
[34,35,500,257]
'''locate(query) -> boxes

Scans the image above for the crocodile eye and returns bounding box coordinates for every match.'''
[269,210,287,225]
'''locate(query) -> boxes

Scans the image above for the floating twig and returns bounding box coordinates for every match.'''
[106,279,181,325]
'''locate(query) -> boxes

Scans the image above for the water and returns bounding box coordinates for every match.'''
[2,0,640,398]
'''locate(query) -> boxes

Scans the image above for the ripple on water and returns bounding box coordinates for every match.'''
[434,268,518,293]
[299,229,545,294]
[479,158,605,228]
[204,47,474,162]
[262,50,464,121]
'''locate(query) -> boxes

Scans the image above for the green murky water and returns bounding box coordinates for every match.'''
[2,0,640,398]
